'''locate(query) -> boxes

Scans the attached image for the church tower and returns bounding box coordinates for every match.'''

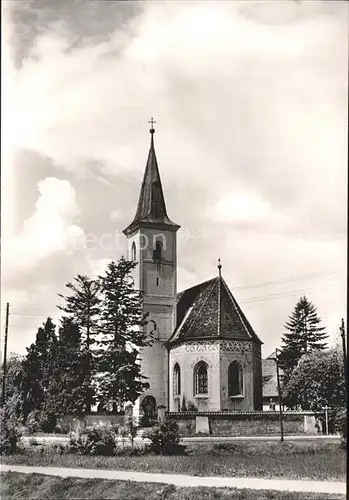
[123,121,180,413]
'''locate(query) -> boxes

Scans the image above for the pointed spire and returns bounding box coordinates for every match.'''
[217,258,222,336]
[123,120,180,235]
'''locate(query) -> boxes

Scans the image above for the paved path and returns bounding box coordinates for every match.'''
[0,464,346,495]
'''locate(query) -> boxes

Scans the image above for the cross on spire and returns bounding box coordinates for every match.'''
[218,258,222,277]
[148,117,156,133]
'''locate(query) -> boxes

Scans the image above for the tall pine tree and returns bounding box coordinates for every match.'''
[21,318,57,420]
[97,258,153,412]
[45,317,93,416]
[58,275,101,351]
[279,296,328,375]
[58,275,101,410]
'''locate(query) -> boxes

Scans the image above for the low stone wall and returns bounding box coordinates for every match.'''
[168,411,325,436]
[210,417,303,436]
[58,413,124,433]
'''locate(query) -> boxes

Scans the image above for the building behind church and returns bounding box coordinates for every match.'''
[122,125,264,418]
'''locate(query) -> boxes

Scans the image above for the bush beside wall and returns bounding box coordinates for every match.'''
[175,419,196,436]
[0,408,21,455]
[57,414,124,433]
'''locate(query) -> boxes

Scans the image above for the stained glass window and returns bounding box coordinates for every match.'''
[194,361,208,395]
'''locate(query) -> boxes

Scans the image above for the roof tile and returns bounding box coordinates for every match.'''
[170,276,263,344]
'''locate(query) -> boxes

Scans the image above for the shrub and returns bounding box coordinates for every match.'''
[25,411,41,435]
[139,414,157,427]
[44,443,69,455]
[26,409,56,434]
[69,426,117,456]
[185,420,194,435]
[110,424,119,435]
[52,422,70,435]
[0,407,21,455]
[187,400,198,412]
[37,410,56,433]
[118,425,129,447]
[145,419,184,455]
[334,408,346,446]
[212,443,240,454]
[124,413,138,448]
[180,396,198,412]
[114,444,149,456]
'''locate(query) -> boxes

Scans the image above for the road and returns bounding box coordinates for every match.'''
[0,464,345,495]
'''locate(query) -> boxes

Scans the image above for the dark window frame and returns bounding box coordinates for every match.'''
[228,361,244,397]
[131,242,136,261]
[194,361,208,396]
[173,363,181,395]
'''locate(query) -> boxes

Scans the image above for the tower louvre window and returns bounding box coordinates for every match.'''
[153,241,163,261]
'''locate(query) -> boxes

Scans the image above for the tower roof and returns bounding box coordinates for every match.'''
[169,275,263,345]
[123,125,180,235]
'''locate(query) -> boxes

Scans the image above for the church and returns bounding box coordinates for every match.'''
[122,123,263,418]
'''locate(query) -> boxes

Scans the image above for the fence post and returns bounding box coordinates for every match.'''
[275,349,284,442]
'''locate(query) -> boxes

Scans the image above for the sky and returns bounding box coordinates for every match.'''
[1,0,348,358]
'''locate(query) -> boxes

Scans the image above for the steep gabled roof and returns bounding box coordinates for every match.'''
[169,276,263,345]
[123,128,179,235]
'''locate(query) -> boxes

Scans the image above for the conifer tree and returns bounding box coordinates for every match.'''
[21,318,57,419]
[0,354,24,419]
[97,258,153,412]
[279,296,328,375]
[58,275,101,410]
[45,317,93,415]
[58,275,100,351]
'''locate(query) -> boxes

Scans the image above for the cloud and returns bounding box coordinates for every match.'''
[2,1,347,357]
[177,266,199,293]
[109,209,123,221]
[87,257,112,278]
[3,177,84,275]
[208,192,272,223]
[6,0,346,188]
[0,177,91,356]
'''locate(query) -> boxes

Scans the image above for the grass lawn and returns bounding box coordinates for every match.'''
[1,441,346,481]
[0,472,346,500]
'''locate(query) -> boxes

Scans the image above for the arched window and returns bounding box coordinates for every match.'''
[131,242,136,261]
[194,361,208,396]
[173,363,181,395]
[228,361,243,397]
[153,240,162,261]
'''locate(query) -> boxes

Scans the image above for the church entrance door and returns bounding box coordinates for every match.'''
[141,395,157,420]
